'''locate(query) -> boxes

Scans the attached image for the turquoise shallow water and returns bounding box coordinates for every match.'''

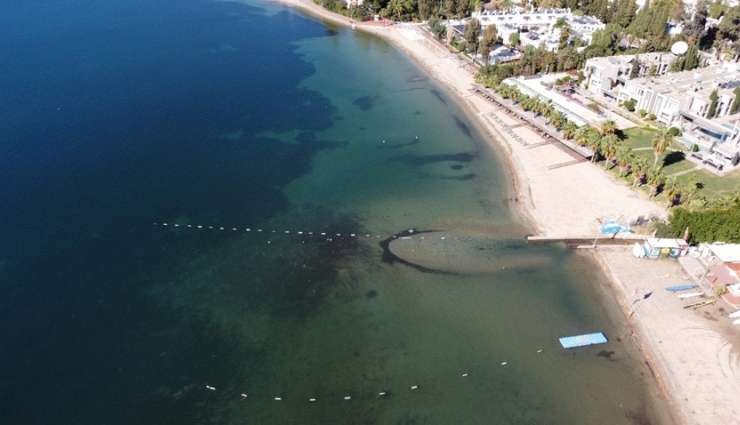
[0,1,668,424]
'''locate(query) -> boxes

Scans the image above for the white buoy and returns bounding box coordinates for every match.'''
[298,231,303,235]
[174,224,179,227]
[343,395,351,400]
[378,391,387,397]
[408,229,414,233]
[232,227,237,231]
[240,393,248,399]
[267,241,272,245]
[284,230,290,234]
[187,224,192,228]
[197,225,203,229]
[257,229,262,232]
[461,372,469,377]
[500,361,508,366]
[273,396,282,401]
[440,236,446,240]
[246,228,251,231]
[320,232,326,236]
[309,397,317,402]
[163,223,168,226]
[204,385,216,391]
[537,349,543,353]
[219,227,225,231]
[208,226,213,229]
[350,233,356,237]
[410,385,419,391]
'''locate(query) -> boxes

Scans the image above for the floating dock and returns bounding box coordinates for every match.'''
[559,332,608,349]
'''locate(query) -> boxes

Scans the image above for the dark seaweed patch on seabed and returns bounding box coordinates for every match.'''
[430,88,447,104]
[439,173,476,181]
[454,115,474,138]
[392,152,477,166]
[352,95,380,111]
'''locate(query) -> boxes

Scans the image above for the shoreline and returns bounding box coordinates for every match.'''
[267,2,740,424]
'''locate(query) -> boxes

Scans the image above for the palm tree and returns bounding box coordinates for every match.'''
[615,145,633,176]
[602,134,620,168]
[665,178,682,207]
[632,156,648,187]
[600,120,617,136]
[647,165,666,198]
[562,122,578,140]
[574,126,591,146]
[651,127,674,167]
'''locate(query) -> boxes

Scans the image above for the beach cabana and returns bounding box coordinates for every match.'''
[642,238,689,259]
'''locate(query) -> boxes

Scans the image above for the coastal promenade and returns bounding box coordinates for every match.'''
[271,2,740,424]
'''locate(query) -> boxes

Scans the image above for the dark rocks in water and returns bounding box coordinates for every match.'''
[450,164,464,170]
[597,350,616,361]
[392,152,476,166]
[353,95,380,111]
[437,173,475,181]
[377,138,421,150]
[365,289,378,299]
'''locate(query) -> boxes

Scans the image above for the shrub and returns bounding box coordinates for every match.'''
[661,203,740,243]
[667,127,681,136]
[622,99,636,112]
[692,144,700,152]
[646,113,656,121]
[638,109,647,117]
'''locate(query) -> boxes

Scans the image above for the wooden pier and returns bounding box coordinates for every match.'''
[527,234,649,247]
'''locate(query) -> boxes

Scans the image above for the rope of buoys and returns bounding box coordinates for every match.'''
[199,346,556,405]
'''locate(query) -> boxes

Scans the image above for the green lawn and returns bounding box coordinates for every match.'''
[621,127,656,149]
[675,168,740,201]
[621,127,696,175]
[615,126,740,202]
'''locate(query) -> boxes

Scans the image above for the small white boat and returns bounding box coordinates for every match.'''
[678,292,704,299]
[729,310,740,319]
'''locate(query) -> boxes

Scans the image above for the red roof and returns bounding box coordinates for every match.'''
[706,263,740,287]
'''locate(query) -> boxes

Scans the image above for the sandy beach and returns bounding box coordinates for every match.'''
[271,1,740,423]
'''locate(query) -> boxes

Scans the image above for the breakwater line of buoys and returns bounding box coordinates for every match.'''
[197,355,547,405]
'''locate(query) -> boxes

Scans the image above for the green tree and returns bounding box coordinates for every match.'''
[651,126,674,166]
[418,0,439,20]
[629,57,641,78]
[509,31,520,46]
[481,24,498,50]
[707,89,719,118]
[463,19,482,54]
[731,86,740,114]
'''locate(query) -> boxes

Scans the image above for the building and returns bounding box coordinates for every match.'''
[471,8,605,51]
[617,63,739,124]
[487,45,522,64]
[584,53,678,99]
[344,0,363,8]
[617,62,740,172]
[503,73,608,127]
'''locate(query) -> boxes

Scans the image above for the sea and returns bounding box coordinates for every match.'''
[0,1,669,424]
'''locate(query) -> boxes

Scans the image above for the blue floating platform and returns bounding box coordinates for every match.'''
[559,332,608,349]
[664,283,698,292]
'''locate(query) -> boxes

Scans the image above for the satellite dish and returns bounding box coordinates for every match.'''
[671,41,689,56]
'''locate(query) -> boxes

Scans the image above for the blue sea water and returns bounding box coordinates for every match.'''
[0,1,668,424]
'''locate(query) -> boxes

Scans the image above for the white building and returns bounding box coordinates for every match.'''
[471,8,605,50]
[618,62,740,172]
[345,0,363,8]
[584,53,678,99]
